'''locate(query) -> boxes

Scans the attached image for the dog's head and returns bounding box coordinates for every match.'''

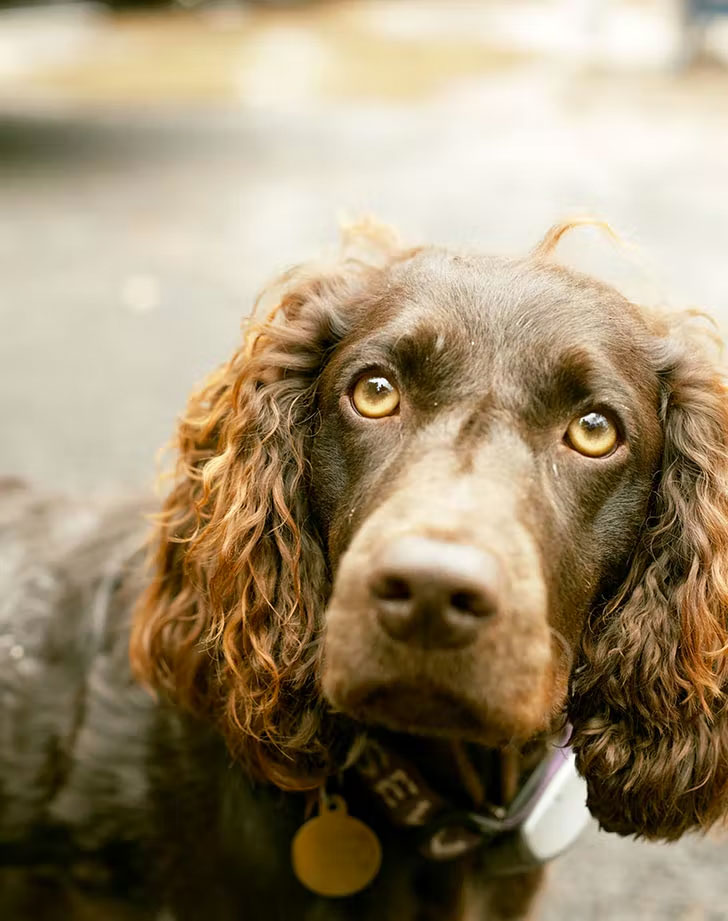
[132,223,728,839]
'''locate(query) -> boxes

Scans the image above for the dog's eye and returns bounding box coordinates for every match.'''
[351,374,400,418]
[566,412,618,457]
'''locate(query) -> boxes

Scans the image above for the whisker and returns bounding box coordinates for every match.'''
[550,626,574,675]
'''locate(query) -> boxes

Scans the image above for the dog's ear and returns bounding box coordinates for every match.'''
[569,328,728,838]
[130,259,384,788]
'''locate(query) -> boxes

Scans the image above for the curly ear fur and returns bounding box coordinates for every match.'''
[570,325,728,839]
[130,235,405,789]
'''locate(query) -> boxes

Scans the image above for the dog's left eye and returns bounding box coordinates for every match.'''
[351,374,400,418]
[565,412,618,457]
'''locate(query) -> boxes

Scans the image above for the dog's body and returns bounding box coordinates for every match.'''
[2,225,728,920]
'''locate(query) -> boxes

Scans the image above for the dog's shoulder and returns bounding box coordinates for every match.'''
[0,482,158,846]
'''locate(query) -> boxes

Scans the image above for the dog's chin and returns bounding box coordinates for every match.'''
[324,681,512,746]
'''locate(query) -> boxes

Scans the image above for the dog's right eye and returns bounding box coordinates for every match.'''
[351,374,400,418]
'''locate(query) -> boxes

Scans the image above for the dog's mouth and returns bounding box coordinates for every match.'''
[330,681,490,742]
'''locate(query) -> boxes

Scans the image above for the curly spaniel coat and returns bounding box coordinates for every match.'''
[1,222,728,920]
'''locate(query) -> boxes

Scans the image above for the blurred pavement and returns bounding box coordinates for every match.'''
[1,1,728,917]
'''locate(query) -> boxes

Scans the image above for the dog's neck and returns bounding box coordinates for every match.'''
[343,728,565,866]
[360,730,551,811]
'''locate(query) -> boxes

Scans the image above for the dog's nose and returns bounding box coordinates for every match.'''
[369,537,501,649]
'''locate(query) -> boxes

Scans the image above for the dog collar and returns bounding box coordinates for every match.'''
[352,732,591,874]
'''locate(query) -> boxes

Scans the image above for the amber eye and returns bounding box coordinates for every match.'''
[351,374,400,418]
[566,411,618,457]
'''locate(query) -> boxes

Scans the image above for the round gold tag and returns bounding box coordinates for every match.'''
[291,794,382,898]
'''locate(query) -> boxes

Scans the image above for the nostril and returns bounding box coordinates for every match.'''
[449,589,494,618]
[372,576,412,602]
[369,538,502,648]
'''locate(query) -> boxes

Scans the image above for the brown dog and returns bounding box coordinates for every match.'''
[1,222,727,920]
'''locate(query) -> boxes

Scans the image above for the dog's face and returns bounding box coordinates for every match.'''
[312,251,663,745]
[133,225,728,837]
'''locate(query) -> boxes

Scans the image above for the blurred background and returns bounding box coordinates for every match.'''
[2,0,728,917]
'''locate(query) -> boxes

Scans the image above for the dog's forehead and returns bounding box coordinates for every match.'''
[380,249,647,345]
[359,249,658,383]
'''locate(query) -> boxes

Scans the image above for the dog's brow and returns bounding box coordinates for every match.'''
[528,348,623,416]
[389,325,463,380]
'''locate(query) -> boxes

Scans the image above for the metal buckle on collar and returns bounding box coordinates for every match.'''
[417,809,504,861]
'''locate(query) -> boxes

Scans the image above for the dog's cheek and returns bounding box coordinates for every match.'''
[310,419,410,566]
[308,421,356,558]
[537,453,656,646]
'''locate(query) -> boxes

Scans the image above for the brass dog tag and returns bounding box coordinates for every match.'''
[291,793,382,898]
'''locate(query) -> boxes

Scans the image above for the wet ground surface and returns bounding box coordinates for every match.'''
[2,1,728,917]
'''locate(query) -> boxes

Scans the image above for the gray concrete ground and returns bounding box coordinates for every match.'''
[2,1,728,917]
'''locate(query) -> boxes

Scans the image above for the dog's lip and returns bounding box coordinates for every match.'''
[329,681,488,740]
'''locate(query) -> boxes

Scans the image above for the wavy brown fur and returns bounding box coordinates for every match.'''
[130,234,414,787]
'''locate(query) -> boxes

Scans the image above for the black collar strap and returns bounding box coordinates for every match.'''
[353,732,575,866]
